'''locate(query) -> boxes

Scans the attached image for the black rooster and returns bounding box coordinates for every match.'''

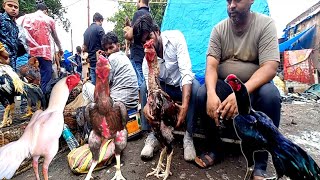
[225,74,320,180]
[143,39,179,180]
[0,64,45,128]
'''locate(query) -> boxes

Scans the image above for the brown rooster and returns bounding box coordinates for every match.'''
[85,55,128,180]
[143,39,179,180]
[19,57,41,85]
[0,74,81,180]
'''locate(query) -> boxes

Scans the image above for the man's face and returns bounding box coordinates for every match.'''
[104,43,119,55]
[227,0,253,25]
[136,0,141,9]
[3,2,19,18]
[141,31,161,53]
[97,20,103,26]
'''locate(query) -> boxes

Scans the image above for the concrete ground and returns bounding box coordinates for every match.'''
[10,103,320,180]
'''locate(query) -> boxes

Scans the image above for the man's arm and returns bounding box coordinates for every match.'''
[245,18,280,93]
[245,61,279,93]
[50,21,62,52]
[174,32,193,127]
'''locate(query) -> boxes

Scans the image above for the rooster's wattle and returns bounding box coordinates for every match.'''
[143,39,179,180]
[225,74,320,180]
[84,55,128,180]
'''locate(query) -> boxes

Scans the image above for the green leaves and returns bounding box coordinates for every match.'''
[19,0,70,31]
[107,2,167,46]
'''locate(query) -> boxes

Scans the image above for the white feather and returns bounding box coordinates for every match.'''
[0,140,29,179]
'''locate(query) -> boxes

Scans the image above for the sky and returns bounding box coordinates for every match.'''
[56,0,319,52]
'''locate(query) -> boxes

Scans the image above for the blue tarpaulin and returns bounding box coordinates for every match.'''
[161,0,270,84]
[279,25,316,53]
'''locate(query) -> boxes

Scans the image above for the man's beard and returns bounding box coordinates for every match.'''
[228,10,250,26]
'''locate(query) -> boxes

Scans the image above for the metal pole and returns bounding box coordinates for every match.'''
[87,0,90,27]
[71,29,73,53]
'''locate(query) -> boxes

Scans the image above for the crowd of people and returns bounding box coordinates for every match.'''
[0,0,281,179]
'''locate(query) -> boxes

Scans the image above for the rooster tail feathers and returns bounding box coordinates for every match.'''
[274,139,320,179]
[0,140,29,179]
[23,83,46,109]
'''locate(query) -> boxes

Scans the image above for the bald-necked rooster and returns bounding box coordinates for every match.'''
[0,74,81,180]
[143,39,179,180]
[0,64,45,128]
[84,55,128,180]
[225,74,320,180]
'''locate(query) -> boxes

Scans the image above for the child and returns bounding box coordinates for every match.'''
[0,0,19,70]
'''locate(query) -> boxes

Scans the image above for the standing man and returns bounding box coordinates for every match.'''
[83,12,105,85]
[196,0,281,179]
[124,0,150,87]
[0,0,19,70]
[17,3,63,94]
[133,14,200,162]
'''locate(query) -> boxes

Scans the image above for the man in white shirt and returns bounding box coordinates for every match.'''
[133,14,200,161]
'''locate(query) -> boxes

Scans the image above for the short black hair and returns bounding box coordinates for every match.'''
[101,31,118,48]
[36,3,48,11]
[76,46,81,53]
[132,14,158,44]
[93,12,104,22]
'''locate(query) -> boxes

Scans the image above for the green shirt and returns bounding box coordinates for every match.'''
[207,12,280,82]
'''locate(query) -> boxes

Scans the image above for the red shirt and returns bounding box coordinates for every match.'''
[17,10,57,60]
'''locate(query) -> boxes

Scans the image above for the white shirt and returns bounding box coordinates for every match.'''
[143,30,194,89]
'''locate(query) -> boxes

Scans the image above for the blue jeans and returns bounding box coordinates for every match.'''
[89,67,96,85]
[141,79,200,134]
[130,60,144,87]
[37,57,53,94]
[197,79,281,174]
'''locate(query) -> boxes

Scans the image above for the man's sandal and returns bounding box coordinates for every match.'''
[194,152,216,168]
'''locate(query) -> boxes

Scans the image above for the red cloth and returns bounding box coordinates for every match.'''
[17,10,56,61]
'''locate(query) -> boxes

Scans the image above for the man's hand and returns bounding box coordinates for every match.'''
[58,49,64,56]
[206,91,221,126]
[96,50,105,59]
[175,103,188,128]
[217,93,238,120]
[0,49,9,64]
[123,26,133,41]
[143,104,154,124]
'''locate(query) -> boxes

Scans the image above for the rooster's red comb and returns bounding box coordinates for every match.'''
[226,74,238,81]
[97,55,109,65]
[143,39,154,49]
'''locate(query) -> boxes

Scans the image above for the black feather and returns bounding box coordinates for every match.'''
[227,75,320,180]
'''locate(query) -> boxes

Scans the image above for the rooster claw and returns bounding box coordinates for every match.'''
[146,167,165,178]
[111,170,126,180]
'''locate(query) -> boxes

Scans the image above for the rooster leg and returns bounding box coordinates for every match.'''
[84,160,98,180]
[158,149,173,180]
[111,154,126,180]
[22,105,33,118]
[146,146,166,178]
[36,100,41,110]
[0,105,11,128]
[32,156,40,180]
[8,103,15,125]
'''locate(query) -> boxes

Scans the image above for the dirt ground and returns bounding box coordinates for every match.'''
[11,103,320,180]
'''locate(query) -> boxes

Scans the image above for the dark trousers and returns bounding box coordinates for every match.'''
[141,79,200,135]
[37,57,52,94]
[197,79,281,174]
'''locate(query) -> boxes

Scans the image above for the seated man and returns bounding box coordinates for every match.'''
[196,1,281,179]
[82,31,139,111]
[132,14,200,161]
